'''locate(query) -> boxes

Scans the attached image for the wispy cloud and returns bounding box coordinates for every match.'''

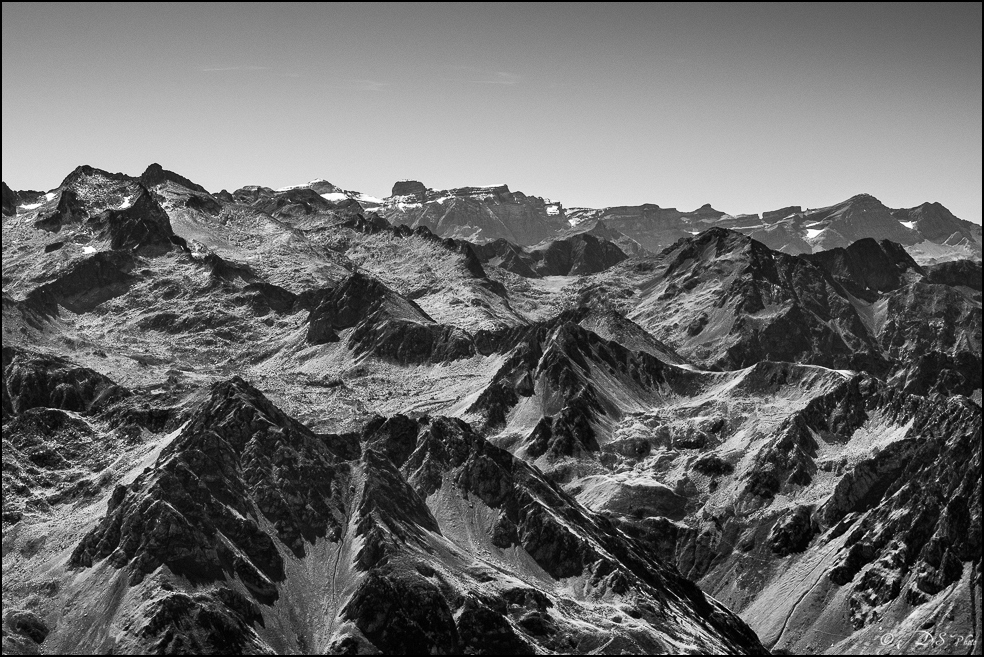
[477,71,521,85]
[354,79,390,92]
[445,65,522,86]
[199,65,272,73]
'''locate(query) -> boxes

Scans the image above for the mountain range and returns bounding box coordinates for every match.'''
[2,164,980,655]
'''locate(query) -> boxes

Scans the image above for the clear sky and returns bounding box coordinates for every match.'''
[3,3,981,222]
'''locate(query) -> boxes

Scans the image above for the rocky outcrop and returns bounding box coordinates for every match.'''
[390,180,427,200]
[379,183,569,246]
[305,273,476,363]
[631,228,885,371]
[2,181,17,216]
[878,281,982,396]
[33,189,83,232]
[762,206,801,222]
[469,318,669,461]
[71,377,347,591]
[86,185,178,254]
[139,163,209,194]
[25,250,138,314]
[924,259,983,292]
[892,201,983,246]
[799,194,921,248]
[625,229,980,395]
[184,194,222,215]
[255,188,337,217]
[474,233,628,277]
[2,346,126,415]
[58,164,133,191]
[802,237,925,300]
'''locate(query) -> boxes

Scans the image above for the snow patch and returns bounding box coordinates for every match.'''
[82,246,97,254]
[18,202,42,210]
[805,228,824,239]
[899,220,916,230]
[320,192,348,202]
[45,192,57,201]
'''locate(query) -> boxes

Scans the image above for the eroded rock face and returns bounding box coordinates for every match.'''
[623,228,979,396]
[305,273,477,364]
[139,163,209,195]
[25,250,138,314]
[379,183,570,246]
[33,189,84,232]
[474,233,628,277]
[349,412,767,654]
[390,180,427,200]
[72,378,350,583]
[86,186,177,254]
[924,259,983,292]
[59,376,767,654]
[802,238,925,301]
[1,181,16,216]
[2,346,126,415]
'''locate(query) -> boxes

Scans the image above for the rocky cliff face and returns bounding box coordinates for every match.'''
[473,232,629,277]
[377,182,570,245]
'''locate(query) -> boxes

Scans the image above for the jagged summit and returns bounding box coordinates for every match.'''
[139,162,209,194]
[57,164,132,190]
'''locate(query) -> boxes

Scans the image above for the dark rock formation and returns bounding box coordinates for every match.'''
[802,238,925,301]
[2,181,17,216]
[25,250,138,314]
[2,346,127,415]
[86,185,178,254]
[184,194,222,215]
[305,273,476,363]
[71,377,347,591]
[379,183,569,246]
[33,189,83,232]
[762,206,802,222]
[58,164,133,191]
[391,180,427,200]
[139,163,209,194]
[474,233,628,277]
[892,201,983,246]
[5,609,49,644]
[924,259,983,292]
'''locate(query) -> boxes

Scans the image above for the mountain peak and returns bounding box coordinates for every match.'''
[844,192,884,206]
[139,163,209,194]
[58,164,131,190]
[391,180,427,199]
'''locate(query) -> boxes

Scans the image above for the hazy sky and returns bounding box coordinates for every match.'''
[3,3,982,221]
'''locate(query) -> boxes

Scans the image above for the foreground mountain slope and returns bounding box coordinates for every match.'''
[3,375,768,654]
